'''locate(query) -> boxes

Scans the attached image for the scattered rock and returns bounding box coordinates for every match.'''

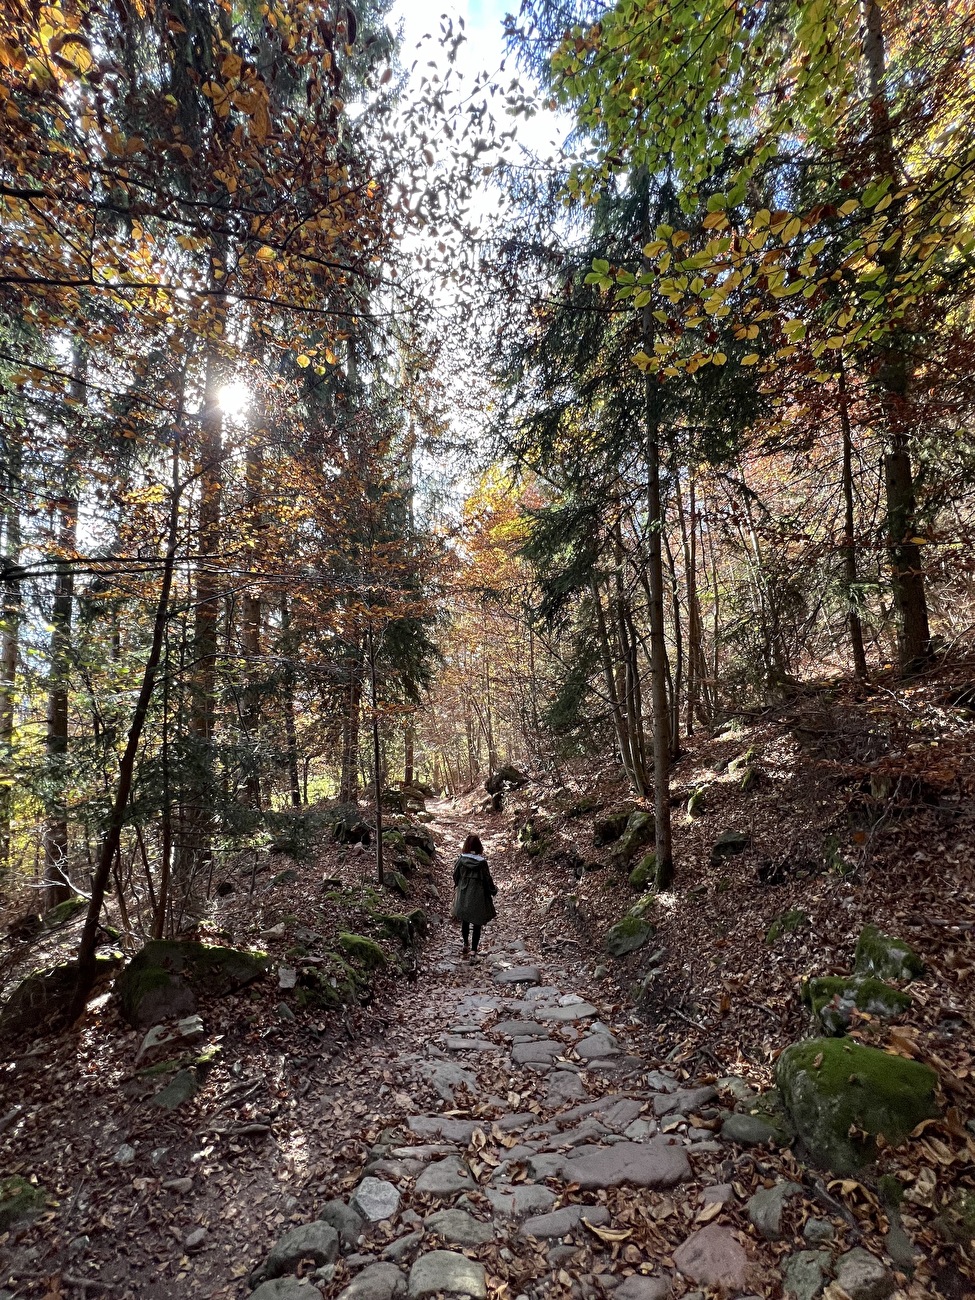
[425,1209,494,1246]
[0,956,120,1043]
[382,1232,423,1262]
[604,916,653,958]
[802,976,911,1035]
[114,1144,136,1165]
[338,933,387,968]
[185,1227,206,1250]
[151,1068,199,1111]
[338,1262,407,1300]
[493,967,541,985]
[319,1199,364,1248]
[264,1222,339,1279]
[576,1033,620,1060]
[136,1014,205,1066]
[484,1185,557,1220]
[162,1177,194,1194]
[546,1071,588,1103]
[654,1086,717,1117]
[719,1113,786,1147]
[520,1204,610,1240]
[351,1178,401,1222]
[250,1281,324,1300]
[414,1159,475,1198]
[776,1037,939,1173]
[593,812,632,847]
[418,1062,478,1103]
[115,941,267,1028]
[613,812,655,862]
[747,1181,801,1240]
[408,1251,486,1300]
[407,1117,478,1143]
[535,1002,598,1022]
[493,1020,547,1039]
[560,1140,691,1189]
[833,1248,894,1300]
[672,1224,749,1292]
[711,830,750,863]
[512,1039,563,1066]
[853,926,924,982]
[613,1278,671,1300]
[802,1218,834,1244]
[782,1250,830,1300]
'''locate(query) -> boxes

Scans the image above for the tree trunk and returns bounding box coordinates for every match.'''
[0,431,22,877]
[70,448,182,1020]
[862,0,931,669]
[368,622,384,885]
[241,426,264,807]
[838,362,869,679]
[591,576,645,793]
[404,718,415,787]
[280,595,302,808]
[339,644,363,804]
[43,345,84,908]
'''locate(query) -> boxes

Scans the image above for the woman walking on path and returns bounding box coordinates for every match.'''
[451,833,497,960]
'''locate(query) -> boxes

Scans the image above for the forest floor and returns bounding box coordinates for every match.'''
[1,662,975,1298]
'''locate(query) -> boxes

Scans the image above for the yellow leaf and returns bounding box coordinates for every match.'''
[256,245,275,261]
[584,1222,632,1243]
[742,353,759,365]
[296,354,310,367]
[695,1200,723,1224]
[781,216,802,244]
[712,352,727,366]
[703,212,728,231]
[839,199,859,216]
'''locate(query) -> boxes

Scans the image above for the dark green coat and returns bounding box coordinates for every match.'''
[451,853,497,926]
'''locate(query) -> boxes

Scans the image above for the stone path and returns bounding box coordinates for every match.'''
[242,815,897,1300]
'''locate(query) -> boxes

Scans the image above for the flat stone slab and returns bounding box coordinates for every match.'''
[614,1277,671,1300]
[520,1203,611,1240]
[418,1062,478,1103]
[265,1222,339,1278]
[546,1071,588,1104]
[495,1112,535,1131]
[493,966,541,985]
[414,1158,475,1198]
[673,1224,750,1291]
[485,1184,557,1220]
[444,1037,499,1053]
[748,1181,801,1241]
[542,1118,610,1149]
[653,1085,718,1116]
[408,1251,486,1300]
[720,1113,785,1147]
[560,1139,691,1190]
[351,1178,401,1222]
[597,1098,645,1131]
[338,1262,407,1300]
[252,1282,326,1300]
[493,1020,549,1039]
[525,986,562,1000]
[424,1208,494,1246]
[512,1039,563,1065]
[407,1117,478,1144]
[535,1002,598,1022]
[576,1033,621,1060]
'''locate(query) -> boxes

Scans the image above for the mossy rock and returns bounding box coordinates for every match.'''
[567,795,601,819]
[271,868,298,886]
[712,829,750,862]
[766,908,811,945]
[854,925,924,982]
[382,870,410,898]
[776,1037,940,1174]
[114,941,268,1028]
[614,811,655,863]
[604,914,654,958]
[628,892,657,919]
[151,1067,199,1111]
[42,895,88,929]
[297,954,363,1009]
[0,954,121,1044]
[517,816,550,856]
[593,811,632,847]
[739,766,758,792]
[802,976,912,1035]
[407,908,429,938]
[686,788,706,818]
[378,911,426,945]
[727,747,756,774]
[337,932,387,969]
[937,1189,975,1244]
[0,1175,46,1231]
[382,830,407,850]
[629,852,657,891]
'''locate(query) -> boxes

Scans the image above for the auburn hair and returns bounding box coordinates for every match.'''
[462,833,483,854]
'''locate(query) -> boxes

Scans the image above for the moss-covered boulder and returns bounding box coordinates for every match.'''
[854,925,925,982]
[777,1037,939,1174]
[378,909,427,945]
[593,810,632,847]
[0,1175,46,1231]
[604,914,654,958]
[42,895,88,929]
[628,852,657,891]
[686,788,706,818]
[114,941,269,1028]
[517,815,551,856]
[802,976,912,1035]
[382,870,410,898]
[297,953,364,1009]
[338,932,387,969]
[0,954,121,1043]
[613,811,654,863]
[765,909,811,945]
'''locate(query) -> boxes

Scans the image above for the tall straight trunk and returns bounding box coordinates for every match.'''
[43,344,84,908]
[339,645,363,804]
[177,343,224,892]
[838,362,869,678]
[662,526,683,757]
[676,473,709,730]
[368,622,384,885]
[404,718,415,787]
[70,447,182,1020]
[862,0,930,668]
[484,658,497,775]
[641,216,674,889]
[591,576,646,793]
[280,595,302,808]
[0,432,22,876]
[241,426,264,806]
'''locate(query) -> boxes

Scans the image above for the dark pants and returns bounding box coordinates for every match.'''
[461,922,481,952]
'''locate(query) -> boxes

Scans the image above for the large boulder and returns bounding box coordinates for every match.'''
[485,765,529,796]
[802,976,911,1035]
[0,955,120,1043]
[777,1037,939,1174]
[605,915,654,958]
[854,926,924,982]
[593,811,632,847]
[628,852,657,891]
[114,941,268,1028]
[613,811,654,863]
